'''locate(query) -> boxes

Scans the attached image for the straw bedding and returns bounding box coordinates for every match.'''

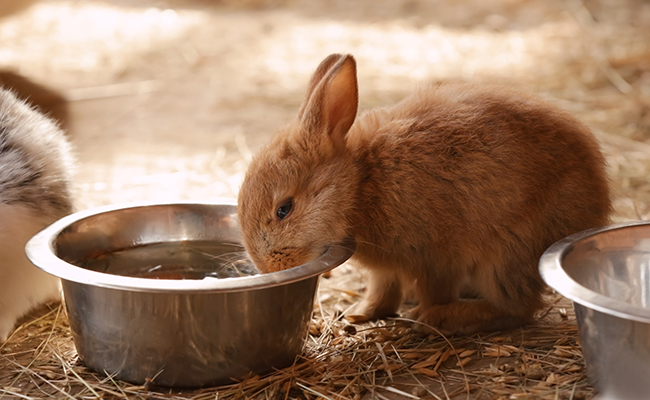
[0,280,591,400]
[1,0,650,398]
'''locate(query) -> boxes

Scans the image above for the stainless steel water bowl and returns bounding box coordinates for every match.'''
[25,201,355,388]
[540,221,650,400]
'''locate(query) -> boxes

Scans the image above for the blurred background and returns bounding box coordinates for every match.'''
[1,0,649,221]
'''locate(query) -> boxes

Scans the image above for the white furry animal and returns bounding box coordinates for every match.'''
[0,88,75,341]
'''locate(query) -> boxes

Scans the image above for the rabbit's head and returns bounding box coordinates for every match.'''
[238,54,359,272]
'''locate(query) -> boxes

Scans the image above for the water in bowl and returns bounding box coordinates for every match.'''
[76,241,259,280]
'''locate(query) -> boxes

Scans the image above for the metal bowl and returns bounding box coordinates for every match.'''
[25,201,355,388]
[539,221,650,400]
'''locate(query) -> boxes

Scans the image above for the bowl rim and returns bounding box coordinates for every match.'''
[539,220,650,324]
[26,200,356,293]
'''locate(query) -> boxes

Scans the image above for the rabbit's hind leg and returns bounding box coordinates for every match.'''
[411,258,545,335]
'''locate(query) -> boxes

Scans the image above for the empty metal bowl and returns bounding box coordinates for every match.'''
[25,201,355,388]
[539,221,650,400]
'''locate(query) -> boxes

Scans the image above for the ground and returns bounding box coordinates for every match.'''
[0,0,649,399]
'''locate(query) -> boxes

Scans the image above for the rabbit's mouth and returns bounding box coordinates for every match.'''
[253,237,352,274]
[257,246,320,273]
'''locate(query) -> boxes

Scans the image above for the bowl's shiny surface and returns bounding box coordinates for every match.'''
[539,221,650,400]
[26,201,355,387]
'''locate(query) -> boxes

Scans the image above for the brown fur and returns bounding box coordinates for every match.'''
[237,54,611,335]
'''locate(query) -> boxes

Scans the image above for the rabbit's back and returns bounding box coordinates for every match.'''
[347,83,610,280]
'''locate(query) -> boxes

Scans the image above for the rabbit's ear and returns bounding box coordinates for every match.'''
[299,54,359,149]
[297,54,346,119]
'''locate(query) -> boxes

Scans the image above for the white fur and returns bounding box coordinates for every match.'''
[0,203,61,340]
[0,88,74,341]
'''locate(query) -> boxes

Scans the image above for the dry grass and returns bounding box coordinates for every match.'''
[0,282,592,400]
[1,0,650,399]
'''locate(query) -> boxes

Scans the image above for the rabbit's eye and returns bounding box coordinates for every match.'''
[276,198,293,220]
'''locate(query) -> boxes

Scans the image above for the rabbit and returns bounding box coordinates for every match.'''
[0,87,75,341]
[237,54,611,335]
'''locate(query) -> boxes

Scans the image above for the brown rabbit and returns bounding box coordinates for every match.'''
[237,54,611,335]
